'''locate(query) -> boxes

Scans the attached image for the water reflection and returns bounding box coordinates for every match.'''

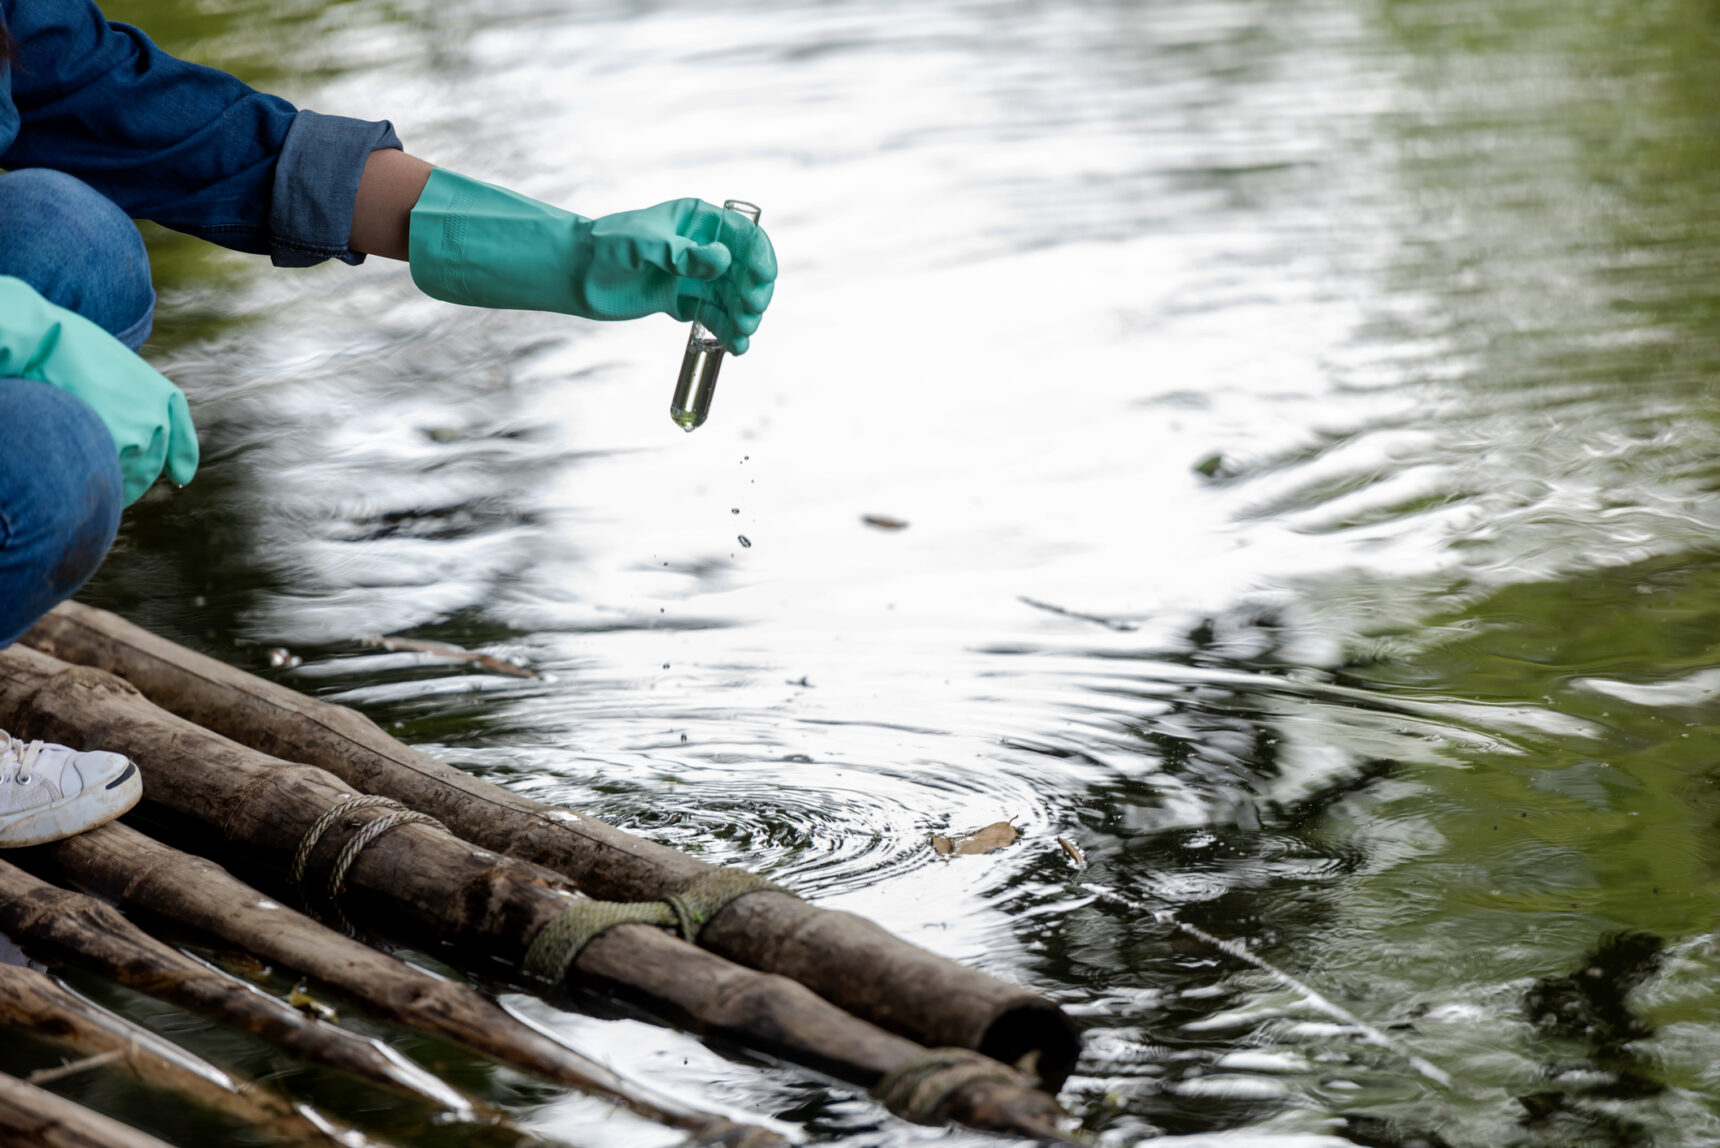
[42,0,1720,1143]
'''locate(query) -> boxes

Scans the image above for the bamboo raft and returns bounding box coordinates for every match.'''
[0,601,1082,1147]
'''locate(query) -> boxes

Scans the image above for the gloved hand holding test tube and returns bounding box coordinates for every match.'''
[405,175,775,429]
[672,199,763,431]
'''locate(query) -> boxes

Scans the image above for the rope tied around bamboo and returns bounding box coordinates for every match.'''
[873,1048,1035,1125]
[525,867,791,985]
[291,794,446,922]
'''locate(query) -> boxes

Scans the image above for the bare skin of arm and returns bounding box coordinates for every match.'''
[348,148,434,261]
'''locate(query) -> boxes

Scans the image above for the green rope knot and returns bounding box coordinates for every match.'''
[662,866,788,943]
[872,1048,1027,1125]
[523,866,794,986]
[523,899,679,984]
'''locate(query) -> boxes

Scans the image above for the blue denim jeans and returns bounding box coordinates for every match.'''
[0,168,151,646]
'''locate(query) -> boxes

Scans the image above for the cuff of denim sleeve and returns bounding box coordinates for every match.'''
[269,109,404,268]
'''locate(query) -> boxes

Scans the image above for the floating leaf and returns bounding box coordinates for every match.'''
[933,821,1018,857]
[863,515,909,530]
[1056,836,1086,868]
[288,981,338,1022]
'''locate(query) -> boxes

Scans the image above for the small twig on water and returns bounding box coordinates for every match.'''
[1018,597,1139,633]
[364,635,541,679]
[26,1048,127,1085]
[1082,884,1453,1089]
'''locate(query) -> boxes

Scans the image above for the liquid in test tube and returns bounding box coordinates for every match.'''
[671,199,762,431]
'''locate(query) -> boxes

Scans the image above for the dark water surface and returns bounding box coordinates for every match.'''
[33,0,1720,1143]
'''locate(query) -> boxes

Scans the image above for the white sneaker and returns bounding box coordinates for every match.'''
[0,730,142,848]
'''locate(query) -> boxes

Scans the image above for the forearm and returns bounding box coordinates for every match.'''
[362,163,776,353]
[349,149,434,261]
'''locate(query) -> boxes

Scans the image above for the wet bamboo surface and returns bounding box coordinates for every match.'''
[0,963,373,1147]
[24,602,1079,1086]
[0,856,479,1113]
[26,819,785,1147]
[0,639,1072,1143]
[0,1067,178,1148]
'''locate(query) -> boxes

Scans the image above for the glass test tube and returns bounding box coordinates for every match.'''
[671,199,762,431]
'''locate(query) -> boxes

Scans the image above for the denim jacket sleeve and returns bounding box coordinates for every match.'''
[0,0,401,266]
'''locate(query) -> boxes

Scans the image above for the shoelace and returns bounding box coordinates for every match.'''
[0,736,42,785]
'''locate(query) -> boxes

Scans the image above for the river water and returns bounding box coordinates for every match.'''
[53,0,1720,1144]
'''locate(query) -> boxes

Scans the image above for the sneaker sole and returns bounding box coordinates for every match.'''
[0,761,143,848]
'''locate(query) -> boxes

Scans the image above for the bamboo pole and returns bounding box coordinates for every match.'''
[0,645,1070,1142]
[0,1069,177,1148]
[0,963,374,1147]
[26,819,785,1148]
[24,601,1079,1087]
[0,857,479,1115]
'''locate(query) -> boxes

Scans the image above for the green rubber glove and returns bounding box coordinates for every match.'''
[0,277,198,506]
[408,169,777,354]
